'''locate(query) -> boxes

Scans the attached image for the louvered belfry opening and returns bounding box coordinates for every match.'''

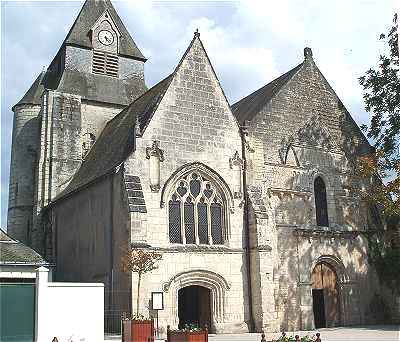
[92,50,119,77]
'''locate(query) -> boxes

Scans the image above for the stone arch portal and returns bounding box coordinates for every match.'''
[178,285,211,330]
[163,270,230,332]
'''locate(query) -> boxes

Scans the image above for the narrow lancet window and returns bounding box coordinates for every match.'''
[314,176,329,226]
[168,194,182,243]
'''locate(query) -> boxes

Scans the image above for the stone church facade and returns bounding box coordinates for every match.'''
[7,0,386,334]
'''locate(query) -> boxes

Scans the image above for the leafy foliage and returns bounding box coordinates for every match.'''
[357,12,400,298]
[358,13,399,170]
[366,230,400,295]
[182,323,203,332]
[122,249,162,275]
[356,150,400,217]
[122,248,162,315]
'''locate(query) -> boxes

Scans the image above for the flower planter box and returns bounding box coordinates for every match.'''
[122,319,154,342]
[167,326,208,342]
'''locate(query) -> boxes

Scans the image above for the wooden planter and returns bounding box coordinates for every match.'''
[122,319,154,342]
[167,326,208,342]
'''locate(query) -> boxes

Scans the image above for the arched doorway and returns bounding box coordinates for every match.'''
[311,262,340,328]
[178,285,211,330]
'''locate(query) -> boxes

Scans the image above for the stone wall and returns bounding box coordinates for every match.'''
[124,36,249,332]
[244,52,381,331]
[32,90,128,251]
[7,104,41,244]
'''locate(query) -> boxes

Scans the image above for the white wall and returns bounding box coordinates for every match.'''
[35,267,104,342]
[0,265,48,279]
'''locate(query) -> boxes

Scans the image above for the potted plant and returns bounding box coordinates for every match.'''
[167,324,208,342]
[121,248,162,342]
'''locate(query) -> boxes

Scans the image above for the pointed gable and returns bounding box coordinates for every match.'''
[142,30,240,135]
[233,47,371,155]
[65,0,145,60]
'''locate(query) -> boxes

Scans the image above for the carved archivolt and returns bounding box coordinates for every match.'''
[163,269,230,324]
[310,255,350,284]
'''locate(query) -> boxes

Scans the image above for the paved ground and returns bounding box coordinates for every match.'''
[105,325,400,341]
[208,325,400,341]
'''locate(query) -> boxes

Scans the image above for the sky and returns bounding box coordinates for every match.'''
[0,0,398,229]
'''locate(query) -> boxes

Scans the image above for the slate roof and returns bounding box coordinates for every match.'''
[0,229,49,265]
[65,0,145,60]
[43,69,146,106]
[13,0,147,109]
[55,74,173,201]
[13,70,46,110]
[231,63,303,124]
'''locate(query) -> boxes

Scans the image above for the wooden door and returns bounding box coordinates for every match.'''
[311,263,340,327]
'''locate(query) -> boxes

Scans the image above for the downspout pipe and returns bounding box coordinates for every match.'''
[240,125,255,332]
[109,174,114,325]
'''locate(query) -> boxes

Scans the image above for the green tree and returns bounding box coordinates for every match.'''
[357,13,399,218]
[122,249,162,316]
[359,13,399,170]
[358,13,400,298]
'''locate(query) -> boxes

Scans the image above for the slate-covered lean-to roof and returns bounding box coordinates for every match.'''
[12,70,46,110]
[55,74,173,201]
[231,63,303,124]
[0,229,49,265]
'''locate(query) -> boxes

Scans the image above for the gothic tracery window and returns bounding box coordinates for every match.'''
[314,176,329,227]
[168,172,226,245]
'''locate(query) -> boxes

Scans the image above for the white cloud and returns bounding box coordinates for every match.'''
[1,0,398,227]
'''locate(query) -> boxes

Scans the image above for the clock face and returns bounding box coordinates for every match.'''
[98,30,114,46]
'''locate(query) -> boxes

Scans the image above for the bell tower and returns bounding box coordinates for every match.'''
[7,0,148,250]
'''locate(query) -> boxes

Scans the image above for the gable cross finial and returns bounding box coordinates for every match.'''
[304,47,313,61]
[194,28,200,38]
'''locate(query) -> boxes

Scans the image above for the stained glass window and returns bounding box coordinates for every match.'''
[168,172,226,245]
